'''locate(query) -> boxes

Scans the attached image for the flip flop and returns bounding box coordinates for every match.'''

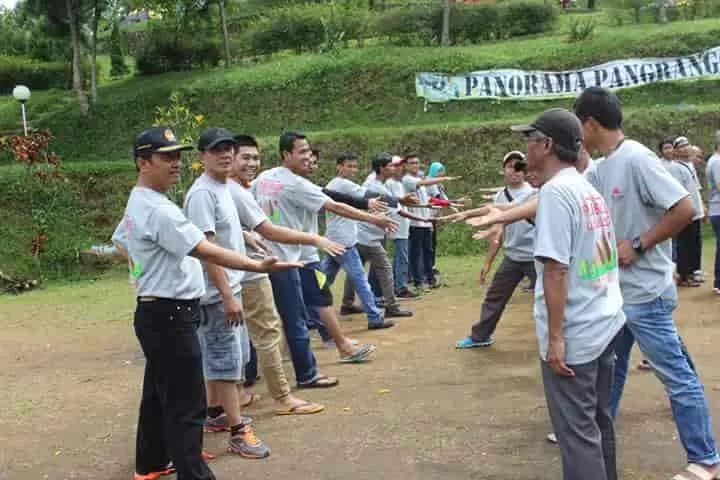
[297,374,339,389]
[339,343,376,364]
[275,401,326,416]
[671,463,719,480]
[240,392,260,408]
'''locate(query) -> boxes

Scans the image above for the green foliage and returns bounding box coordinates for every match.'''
[0,6,68,62]
[568,16,597,41]
[109,20,130,78]
[0,56,67,93]
[135,27,221,74]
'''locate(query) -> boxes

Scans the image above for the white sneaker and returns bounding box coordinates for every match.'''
[546,432,558,444]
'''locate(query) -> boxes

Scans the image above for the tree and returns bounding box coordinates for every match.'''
[109,19,129,77]
[440,0,451,47]
[90,0,105,103]
[65,0,90,114]
[218,0,231,68]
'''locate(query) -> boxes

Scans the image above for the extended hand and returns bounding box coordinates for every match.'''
[400,193,420,206]
[368,197,389,214]
[547,337,574,377]
[374,215,399,233]
[260,256,305,272]
[466,206,504,228]
[317,237,346,257]
[246,233,273,256]
[616,239,639,268]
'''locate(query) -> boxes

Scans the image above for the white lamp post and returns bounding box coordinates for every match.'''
[12,85,31,136]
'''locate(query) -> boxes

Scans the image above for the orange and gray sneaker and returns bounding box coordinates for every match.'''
[133,452,216,480]
[227,424,271,459]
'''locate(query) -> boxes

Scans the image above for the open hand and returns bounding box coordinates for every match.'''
[373,215,399,233]
[316,237,346,257]
[245,233,273,256]
[368,197,389,214]
[260,256,305,272]
[400,193,420,206]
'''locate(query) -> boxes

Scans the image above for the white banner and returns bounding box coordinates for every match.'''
[415,46,720,103]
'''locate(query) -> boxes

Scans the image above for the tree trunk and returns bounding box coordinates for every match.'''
[90,0,101,103]
[441,0,451,47]
[66,0,89,115]
[218,0,231,68]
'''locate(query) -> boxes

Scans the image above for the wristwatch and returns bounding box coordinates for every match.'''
[632,236,644,255]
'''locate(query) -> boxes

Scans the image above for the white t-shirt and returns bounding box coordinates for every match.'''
[494,183,536,262]
[227,179,270,283]
[184,174,245,305]
[112,187,205,300]
[585,140,688,304]
[534,167,625,365]
[324,177,365,247]
[402,174,431,228]
[252,166,330,263]
[707,153,720,217]
[386,178,410,240]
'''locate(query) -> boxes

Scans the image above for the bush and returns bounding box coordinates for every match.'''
[568,17,596,42]
[375,7,436,46]
[0,56,67,93]
[109,21,130,78]
[497,2,558,38]
[136,28,221,75]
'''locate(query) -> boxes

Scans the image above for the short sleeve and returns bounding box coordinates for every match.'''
[331,178,367,198]
[234,189,268,231]
[534,185,573,266]
[111,218,128,249]
[632,152,688,210]
[493,191,504,206]
[185,189,218,235]
[153,205,206,258]
[402,176,420,192]
[286,177,331,213]
[708,158,720,190]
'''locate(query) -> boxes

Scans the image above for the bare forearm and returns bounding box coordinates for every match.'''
[206,262,233,298]
[193,240,271,273]
[256,222,318,247]
[418,177,446,186]
[399,210,430,222]
[484,232,503,266]
[639,196,694,250]
[326,200,378,224]
[543,261,568,341]
[498,198,538,224]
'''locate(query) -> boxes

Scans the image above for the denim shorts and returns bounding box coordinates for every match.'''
[299,264,333,307]
[198,295,250,382]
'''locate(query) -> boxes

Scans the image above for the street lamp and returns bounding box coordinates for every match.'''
[12,85,31,136]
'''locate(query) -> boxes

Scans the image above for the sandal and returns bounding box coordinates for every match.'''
[275,401,326,416]
[671,463,719,480]
[339,344,376,364]
[297,374,339,389]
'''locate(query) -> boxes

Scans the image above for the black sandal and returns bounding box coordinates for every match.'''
[297,374,339,389]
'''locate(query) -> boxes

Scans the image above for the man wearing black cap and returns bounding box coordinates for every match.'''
[184,128,269,459]
[455,150,536,349]
[512,108,625,480]
[112,126,302,480]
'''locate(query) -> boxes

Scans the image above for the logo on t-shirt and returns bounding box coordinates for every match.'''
[611,187,622,197]
[579,194,617,286]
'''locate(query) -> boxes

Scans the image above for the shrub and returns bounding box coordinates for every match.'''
[497,2,558,38]
[136,28,221,75]
[109,21,130,78]
[0,56,66,93]
[568,17,596,42]
[375,7,436,46]
[454,4,501,43]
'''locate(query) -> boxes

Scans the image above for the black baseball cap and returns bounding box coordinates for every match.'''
[511,108,584,153]
[134,126,193,156]
[198,127,239,151]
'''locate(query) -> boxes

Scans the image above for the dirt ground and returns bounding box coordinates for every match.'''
[1,257,720,480]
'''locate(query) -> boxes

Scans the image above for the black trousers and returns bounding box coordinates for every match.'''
[134,298,215,480]
[409,226,433,286]
[676,219,701,280]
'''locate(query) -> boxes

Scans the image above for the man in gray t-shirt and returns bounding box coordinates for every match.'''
[456,151,538,349]
[112,126,301,480]
[576,87,719,478]
[512,109,625,480]
[707,133,720,292]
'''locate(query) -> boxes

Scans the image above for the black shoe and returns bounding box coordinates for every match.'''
[429,279,441,289]
[385,307,413,318]
[368,320,396,330]
[396,289,420,299]
[340,305,364,315]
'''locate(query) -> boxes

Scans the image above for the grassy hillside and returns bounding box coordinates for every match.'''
[1,19,719,163]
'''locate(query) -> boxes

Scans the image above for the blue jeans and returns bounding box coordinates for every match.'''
[610,286,719,465]
[392,238,410,293]
[268,269,318,385]
[321,246,384,326]
[711,216,720,289]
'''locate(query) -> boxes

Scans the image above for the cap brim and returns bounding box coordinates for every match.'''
[154,144,194,153]
[510,124,536,133]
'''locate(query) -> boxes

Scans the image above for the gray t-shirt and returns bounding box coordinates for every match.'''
[228,179,270,283]
[184,174,245,305]
[252,166,330,262]
[662,159,698,220]
[677,160,705,220]
[357,177,392,246]
[707,153,720,217]
[325,177,365,247]
[585,139,689,304]
[402,174,431,228]
[386,178,410,240]
[493,183,536,262]
[534,168,625,365]
[112,187,205,300]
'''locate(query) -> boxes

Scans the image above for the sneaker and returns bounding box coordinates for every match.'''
[368,319,396,330]
[713,287,720,295]
[134,464,175,480]
[428,279,441,289]
[546,432,558,444]
[375,297,386,309]
[385,306,413,318]
[638,359,653,371]
[455,336,494,349]
[340,305,364,315]
[694,270,706,283]
[396,289,420,300]
[227,424,271,459]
